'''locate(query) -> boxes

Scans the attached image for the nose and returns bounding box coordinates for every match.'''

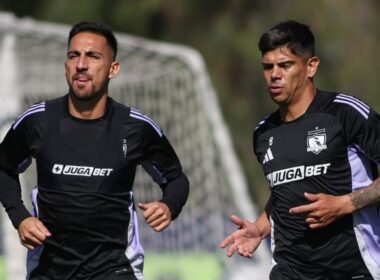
[76,54,88,71]
[270,66,281,81]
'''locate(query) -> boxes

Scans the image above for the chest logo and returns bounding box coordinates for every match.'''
[52,164,113,177]
[306,128,327,154]
[263,136,274,164]
[122,138,127,158]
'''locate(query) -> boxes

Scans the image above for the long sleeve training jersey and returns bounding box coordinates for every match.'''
[0,95,189,280]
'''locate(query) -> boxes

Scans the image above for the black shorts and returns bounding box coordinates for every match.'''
[270,263,374,280]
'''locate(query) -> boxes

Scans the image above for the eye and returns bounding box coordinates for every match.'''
[262,63,273,70]
[67,51,79,59]
[279,61,294,69]
[86,51,101,59]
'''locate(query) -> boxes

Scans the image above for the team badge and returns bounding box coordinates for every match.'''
[306,128,327,154]
[122,138,127,158]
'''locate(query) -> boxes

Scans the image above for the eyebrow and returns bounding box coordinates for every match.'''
[67,50,103,56]
[261,60,295,68]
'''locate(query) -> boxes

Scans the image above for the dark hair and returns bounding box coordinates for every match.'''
[68,21,118,59]
[258,20,315,59]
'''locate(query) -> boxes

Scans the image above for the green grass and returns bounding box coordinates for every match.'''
[144,252,223,280]
[0,257,6,280]
[0,252,223,280]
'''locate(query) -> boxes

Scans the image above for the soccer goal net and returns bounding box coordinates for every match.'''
[0,13,270,280]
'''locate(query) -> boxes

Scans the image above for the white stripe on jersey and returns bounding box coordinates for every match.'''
[339,94,370,111]
[333,94,369,119]
[130,108,163,137]
[255,115,270,131]
[13,102,46,130]
[255,120,266,131]
[142,161,168,184]
[14,102,45,122]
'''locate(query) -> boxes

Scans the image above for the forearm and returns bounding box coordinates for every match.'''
[0,167,31,228]
[254,198,272,239]
[160,172,189,219]
[349,176,380,211]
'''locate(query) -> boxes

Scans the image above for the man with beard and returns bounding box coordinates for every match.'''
[0,21,189,280]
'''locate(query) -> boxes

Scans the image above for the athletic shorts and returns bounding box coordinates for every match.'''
[270,263,374,280]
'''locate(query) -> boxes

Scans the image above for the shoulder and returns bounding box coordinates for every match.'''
[112,101,163,138]
[254,110,280,137]
[11,95,68,131]
[312,90,378,144]
[313,90,370,120]
[12,100,47,130]
[128,108,163,137]
[330,92,371,120]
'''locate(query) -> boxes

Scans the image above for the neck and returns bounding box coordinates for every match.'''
[68,93,108,120]
[280,82,316,122]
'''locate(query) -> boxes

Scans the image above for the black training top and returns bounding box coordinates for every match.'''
[0,95,189,280]
[254,89,380,279]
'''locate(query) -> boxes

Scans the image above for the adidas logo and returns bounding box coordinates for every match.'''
[263,148,274,164]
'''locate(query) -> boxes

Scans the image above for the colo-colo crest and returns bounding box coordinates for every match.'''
[306,128,327,154]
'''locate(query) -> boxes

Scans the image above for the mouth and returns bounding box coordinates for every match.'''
[268,85,283,95]
[73,74,91,86]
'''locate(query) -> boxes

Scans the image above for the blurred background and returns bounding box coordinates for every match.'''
[2,0,380,211]
[0,0,379,279]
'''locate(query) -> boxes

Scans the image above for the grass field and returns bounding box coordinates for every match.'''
[0,252,223,280]
[0,257,6,280]
[144,252,223,280]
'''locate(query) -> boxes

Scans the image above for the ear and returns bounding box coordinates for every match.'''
[109,61,120,79]
[307,56,320,78]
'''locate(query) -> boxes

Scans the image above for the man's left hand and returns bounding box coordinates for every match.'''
[289,192,354,229]
[138,201,172,232]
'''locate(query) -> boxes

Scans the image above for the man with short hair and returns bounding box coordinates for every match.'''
[221,20,380,279]
[0,21,189,280]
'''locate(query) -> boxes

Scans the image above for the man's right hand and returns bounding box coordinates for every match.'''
[220,215,262,258]
[18,217,51,250]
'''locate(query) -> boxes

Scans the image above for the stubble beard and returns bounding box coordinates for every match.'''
[68,81,108,103]
[69,86,98,102]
